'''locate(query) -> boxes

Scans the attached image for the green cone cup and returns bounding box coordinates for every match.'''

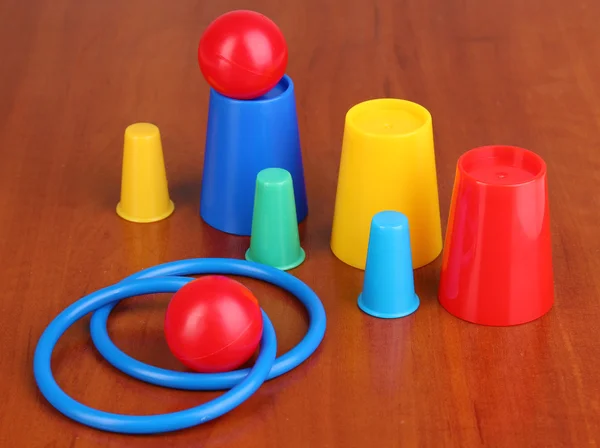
[245,168,306,270]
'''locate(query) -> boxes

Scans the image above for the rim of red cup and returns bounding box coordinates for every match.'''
[457,145,547,187]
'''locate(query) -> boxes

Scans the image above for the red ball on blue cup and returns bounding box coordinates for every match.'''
[198,10,288,100]
[164,275,263,373]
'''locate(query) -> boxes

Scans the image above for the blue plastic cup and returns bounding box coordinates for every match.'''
[358,211,420,318]
[199,74,309,236]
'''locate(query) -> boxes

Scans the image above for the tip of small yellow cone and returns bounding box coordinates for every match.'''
[125,122,161,140]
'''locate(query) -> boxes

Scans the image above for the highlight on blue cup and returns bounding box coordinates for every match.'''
[199,74,308,236]
[357,211,420,318]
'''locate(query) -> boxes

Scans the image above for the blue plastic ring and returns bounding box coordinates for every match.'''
[89,258,326,390]
[33,276,277,434]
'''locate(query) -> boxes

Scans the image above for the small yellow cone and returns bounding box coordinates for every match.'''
[116,123,174,223]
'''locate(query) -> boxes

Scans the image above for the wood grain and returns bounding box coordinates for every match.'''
[1,0,599,446]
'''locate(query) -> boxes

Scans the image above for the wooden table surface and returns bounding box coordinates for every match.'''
[2,0,599,446]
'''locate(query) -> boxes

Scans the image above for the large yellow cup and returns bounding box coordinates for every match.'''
[330,99,442,270]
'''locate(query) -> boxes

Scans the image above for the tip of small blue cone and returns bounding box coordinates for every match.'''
[357,293,420,319]
[370,210,410,230]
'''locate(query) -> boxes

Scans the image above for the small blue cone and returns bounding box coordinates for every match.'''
[357,211,420,318]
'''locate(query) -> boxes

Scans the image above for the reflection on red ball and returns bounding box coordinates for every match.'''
[198,10,288,100]
[164,275,263,373]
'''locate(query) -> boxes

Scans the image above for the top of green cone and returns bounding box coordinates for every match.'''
[245,168,305,270]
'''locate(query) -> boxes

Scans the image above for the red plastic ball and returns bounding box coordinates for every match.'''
[198,10,288,99]
[164,275,263,373]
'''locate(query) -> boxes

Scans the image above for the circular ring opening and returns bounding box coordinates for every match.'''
[459,145,546,186]
[212,74,292,104]
[346,98,431,138]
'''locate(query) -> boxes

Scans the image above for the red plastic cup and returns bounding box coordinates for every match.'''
[438,145,554,326]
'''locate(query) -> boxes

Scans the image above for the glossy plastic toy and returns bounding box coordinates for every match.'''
[116,123,174,223]
[164,275,263,373]
[200,74,308,236]
[246,168,305,270]
[33,258,327,434]
[358,211,419,318]
[438,145,554,326]
[330,98,443,270]
[198,10,288,99]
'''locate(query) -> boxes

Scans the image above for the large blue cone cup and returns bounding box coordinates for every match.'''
[358,211,420,318]
[200,74,308,236]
